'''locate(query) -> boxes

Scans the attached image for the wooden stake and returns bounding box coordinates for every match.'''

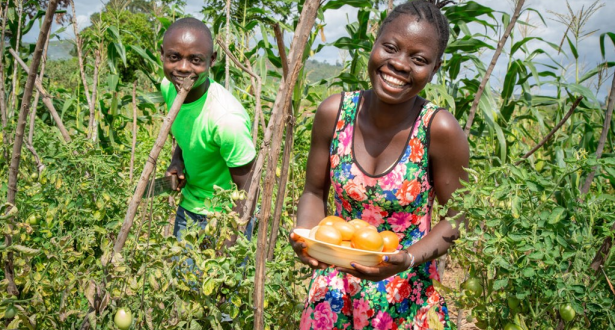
[28,31,51,145]
[113,77,195,255]
[463,0,525,136]
[130,80,137,182]
[581,74,615,194]
[252,1,321,328]
[69,0,94,113]
[4,0,59,298]
[0,0,9,131]
[9,48,72,143]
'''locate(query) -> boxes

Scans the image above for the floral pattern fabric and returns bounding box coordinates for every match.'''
[300,91,450,330]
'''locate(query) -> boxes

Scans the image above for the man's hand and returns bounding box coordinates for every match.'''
[165,160,186,191]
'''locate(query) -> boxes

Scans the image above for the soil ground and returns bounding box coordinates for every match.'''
[441,256,480,330]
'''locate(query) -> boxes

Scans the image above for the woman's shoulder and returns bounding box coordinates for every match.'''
[427,106,468,152]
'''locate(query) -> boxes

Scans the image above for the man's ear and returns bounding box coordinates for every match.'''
[210,51,218,67]
[160,45,164,61]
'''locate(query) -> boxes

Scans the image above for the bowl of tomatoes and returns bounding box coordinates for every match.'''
[293,216,400,268]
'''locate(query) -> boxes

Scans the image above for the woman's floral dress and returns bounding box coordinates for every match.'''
[300,91,451,330]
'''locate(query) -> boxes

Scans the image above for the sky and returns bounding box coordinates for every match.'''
[22,0,615,100]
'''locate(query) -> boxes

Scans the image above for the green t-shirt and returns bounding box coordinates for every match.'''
[161,78,256,214]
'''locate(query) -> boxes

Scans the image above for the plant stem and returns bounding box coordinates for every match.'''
[463,0,525,136]
[514,96,583,165]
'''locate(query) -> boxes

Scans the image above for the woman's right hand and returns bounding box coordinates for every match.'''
[290,230,330,270]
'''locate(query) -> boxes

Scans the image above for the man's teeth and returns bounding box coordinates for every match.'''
[381,73,406,87]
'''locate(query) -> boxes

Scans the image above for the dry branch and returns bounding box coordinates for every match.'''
[587,75,615,274]
[463,0,525,136]
[9,48,72,143]
[514,96,583,166]
[0,0,9,130]
[273,23,289,79]
[4,0,59,298]
[267,28,292,261]
[113,77,195,255]
[29,32,51,145]
[89,50,101,141]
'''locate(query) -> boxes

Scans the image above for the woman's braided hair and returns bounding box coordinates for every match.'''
[377,0,454,59]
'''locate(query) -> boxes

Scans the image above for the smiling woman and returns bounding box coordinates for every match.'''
[289,0,469,328]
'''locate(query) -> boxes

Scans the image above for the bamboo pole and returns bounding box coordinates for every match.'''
[113,77,195,255]
[252,1,320,328]
[28,31,52,145]
[4,0,59,298]
[9,48,72,143]
[130,80,137,182]
[514,96,583,166]
[463,0,525,136]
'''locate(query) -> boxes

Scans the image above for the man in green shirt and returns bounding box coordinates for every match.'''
[161,18,256,240]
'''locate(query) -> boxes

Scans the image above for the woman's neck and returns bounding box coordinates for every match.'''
[363,90,421,130]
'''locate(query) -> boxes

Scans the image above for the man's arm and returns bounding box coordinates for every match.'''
[229,159,255,217]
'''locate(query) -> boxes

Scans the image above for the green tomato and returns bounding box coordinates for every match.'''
[507,296,520,309]
[4,305,16,319]
[504,323,522,330]
[114,308,132,330]
[27,214,38,225]
[474,320,488,329]
[463,277,483,297]
[559,304,576,322]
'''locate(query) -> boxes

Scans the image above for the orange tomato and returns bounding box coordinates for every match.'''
[319,215,346,227]
[333,221,355,241]
[315,225,342,245]
[348,219,369,229]
[308,226,320,239]
[351,227,384,252]
[379,231,400,252]
[340,240,353,248]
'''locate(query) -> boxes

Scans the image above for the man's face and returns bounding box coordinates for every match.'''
[160,27,216,91]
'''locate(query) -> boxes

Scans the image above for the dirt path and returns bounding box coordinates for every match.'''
[440,256,480,330]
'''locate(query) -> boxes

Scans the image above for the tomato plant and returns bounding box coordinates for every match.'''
[559,303,576,322]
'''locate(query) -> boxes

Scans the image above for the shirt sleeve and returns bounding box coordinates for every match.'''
[213,112,257,168]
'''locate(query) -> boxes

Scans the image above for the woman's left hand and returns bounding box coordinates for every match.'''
[336,251,410,282]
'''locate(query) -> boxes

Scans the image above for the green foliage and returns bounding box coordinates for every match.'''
[447,154,615,329]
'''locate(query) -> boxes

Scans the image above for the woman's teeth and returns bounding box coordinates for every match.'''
[381,73,406,88]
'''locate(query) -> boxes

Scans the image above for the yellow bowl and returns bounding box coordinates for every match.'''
[293,228,398,268]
